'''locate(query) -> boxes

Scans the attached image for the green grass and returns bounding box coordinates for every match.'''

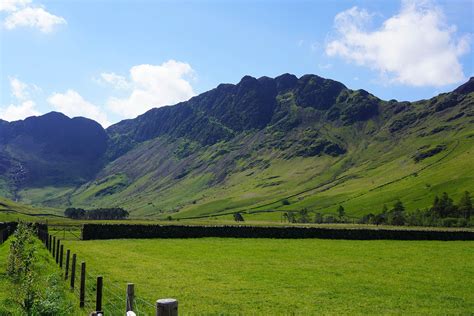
[0,236,81,315]
[61,238,474,315]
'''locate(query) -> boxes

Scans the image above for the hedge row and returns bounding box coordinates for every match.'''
[82,224,474,241]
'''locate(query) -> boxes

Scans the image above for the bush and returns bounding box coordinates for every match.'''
[233,213,245,222]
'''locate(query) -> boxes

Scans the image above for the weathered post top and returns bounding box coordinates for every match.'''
[156,298,178,316]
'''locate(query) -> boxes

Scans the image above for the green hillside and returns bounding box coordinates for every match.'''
[2,74,473,221]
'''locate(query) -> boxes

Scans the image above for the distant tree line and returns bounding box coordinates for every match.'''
[284,205,349,224]
[282,191,472,228]
[64,207,129,220]
[359,191,472,227]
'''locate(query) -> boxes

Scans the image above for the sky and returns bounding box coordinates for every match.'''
[0,0,473,127]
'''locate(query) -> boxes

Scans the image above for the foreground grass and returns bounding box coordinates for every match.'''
[0,237,80,315]
[62,238,474,315]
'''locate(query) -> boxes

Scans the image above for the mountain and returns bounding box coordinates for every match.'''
[1,74,473,220]
[0,112,107,199]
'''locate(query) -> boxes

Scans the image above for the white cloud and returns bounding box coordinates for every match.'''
[2,0,66,33]
[0,100,40,121]
[1,77,42,121]
[97,72,131,90]
[9,77,29,100]
[326,1,470,86]
[48,90,111,127]
[106,60,196,118]
[0,0,31,12]
[4,6,66,33]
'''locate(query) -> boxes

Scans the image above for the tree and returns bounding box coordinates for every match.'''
[430,195,442,218]
[233,212,245,222]
[438,192,456,217]
[337,205,345,220]
[457,191,472,219]
[314,213,323,224]
[285,212,297,223]
[392,200,405,213]
[298,209,310,223]
[388,201,405,226]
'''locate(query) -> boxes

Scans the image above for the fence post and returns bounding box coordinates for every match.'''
[96,276,103,313]
[126,283,135,312]
[65,249,70,280]
[79,262,86,308]
[52,236,56,256]
[156,299,178,316]
[70,254,76,289]
[48,235,52,251]
[59,245,64,268]
[56,239,60,264]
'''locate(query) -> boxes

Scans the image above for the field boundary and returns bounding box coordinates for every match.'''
[81,224,474,241]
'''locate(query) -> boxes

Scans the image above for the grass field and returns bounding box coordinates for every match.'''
[61,238,474,315]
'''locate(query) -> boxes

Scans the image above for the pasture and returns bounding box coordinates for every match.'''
[61,237,474,315]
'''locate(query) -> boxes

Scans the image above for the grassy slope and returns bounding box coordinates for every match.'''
[0,196,63,222]
[62,238,474,315]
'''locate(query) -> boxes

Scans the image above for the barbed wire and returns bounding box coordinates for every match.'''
[135,296,155,308]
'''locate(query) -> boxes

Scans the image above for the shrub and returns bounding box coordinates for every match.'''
[233,213,245,222]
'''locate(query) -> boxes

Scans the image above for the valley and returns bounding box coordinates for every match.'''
[1,74,473,222]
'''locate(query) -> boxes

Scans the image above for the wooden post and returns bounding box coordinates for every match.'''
[55,239,60,264]
[96,276,103,313]
[126,283,135,312]
[48,235,51,251]
[70,254,76,289]
[65,249,70,280]
[79,262,86,308]
[52,236,56,256]
[156,299,178,316]
[59,245,64,268]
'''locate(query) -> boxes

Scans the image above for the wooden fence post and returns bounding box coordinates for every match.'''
[52,236,56,256]
[65,249,70,280]
[56,239,60,264]
[96,276,103,313]
[70,254,76,289]
[126,283,135,312]
[48,234,52,251]
[59,245,64,268]
[156,298,178,316]
[80,262,86,308]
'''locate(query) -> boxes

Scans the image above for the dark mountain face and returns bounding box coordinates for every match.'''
[106,74,359,159]
[0,112,107,190]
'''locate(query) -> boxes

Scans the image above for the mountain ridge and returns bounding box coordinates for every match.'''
[0,73,473,221]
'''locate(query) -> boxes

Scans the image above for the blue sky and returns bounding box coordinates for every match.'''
[1,0,473,127]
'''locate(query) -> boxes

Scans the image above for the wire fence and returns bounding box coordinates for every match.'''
[37,227,158,315]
